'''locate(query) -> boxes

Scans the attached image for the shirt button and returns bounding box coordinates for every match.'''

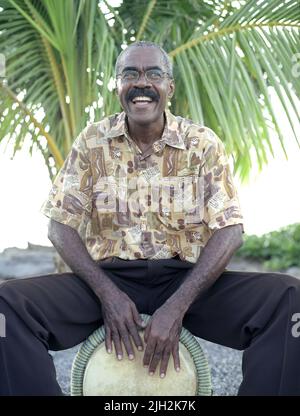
[162,207,171,217]
[153,142,162,152]
[113,149,121,158]
[193,232,201,240]
[140,223,147,231]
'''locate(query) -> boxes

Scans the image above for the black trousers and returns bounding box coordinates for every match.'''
[0,256,300,396]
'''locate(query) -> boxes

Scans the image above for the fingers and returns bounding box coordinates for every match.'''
[105,310,145,359]
[143,343,172,377]
[106,317,181,377]
[148,347,164,376]
[121,325,142,360]
[106,326,134,360]
[143,337,157,372]
[111,331,123,360]
[126,320,144,352]
[122,307,145,355]
[123,306,145,353]
[159,348,171,378]
[172,341,181,372]
[105,320,123,359]
[143,339,180,377]
[104,324,112,354]
[143,321,151,343]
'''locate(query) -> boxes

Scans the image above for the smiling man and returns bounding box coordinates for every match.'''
[116,45,174,144]
[1,41,300,396]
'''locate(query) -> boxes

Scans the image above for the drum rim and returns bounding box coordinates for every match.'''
[70,313,212,396]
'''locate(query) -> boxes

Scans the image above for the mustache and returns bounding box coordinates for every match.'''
[126,88,159,102]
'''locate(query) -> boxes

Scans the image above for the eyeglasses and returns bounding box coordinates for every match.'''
[116,68,171,83]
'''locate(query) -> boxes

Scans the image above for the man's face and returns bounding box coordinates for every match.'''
[116,47,174,126]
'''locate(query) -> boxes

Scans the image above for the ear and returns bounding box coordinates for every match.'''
[168,79,175,99]
[114,79,120,96]
[114,87,119,97]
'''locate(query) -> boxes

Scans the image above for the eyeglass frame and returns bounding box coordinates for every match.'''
[116,67,172,84]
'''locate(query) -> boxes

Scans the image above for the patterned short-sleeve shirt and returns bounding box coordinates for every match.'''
[41,110,243,263]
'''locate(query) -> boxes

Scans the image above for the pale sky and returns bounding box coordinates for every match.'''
[0,89,299,253]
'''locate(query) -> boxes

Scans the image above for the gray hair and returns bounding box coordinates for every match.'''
[115,41,173,78]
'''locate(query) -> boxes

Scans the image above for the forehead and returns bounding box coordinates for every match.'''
[119,47,165,70]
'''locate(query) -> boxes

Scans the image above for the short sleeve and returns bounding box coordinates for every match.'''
[40,127,93,231]
[201,129,244,232]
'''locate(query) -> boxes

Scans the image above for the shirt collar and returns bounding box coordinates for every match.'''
[104,110,186,150]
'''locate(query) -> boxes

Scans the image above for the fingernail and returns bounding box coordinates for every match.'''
[149,371,154,376]
[117,354,123,360]
[160,373,165,378]
[138,346,143,351]
[129,354,134,360]
[176,367,180,372]
[107,348,112,354]
[143,364,148,368]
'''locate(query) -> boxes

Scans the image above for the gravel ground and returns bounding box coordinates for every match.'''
[51,339,243,396]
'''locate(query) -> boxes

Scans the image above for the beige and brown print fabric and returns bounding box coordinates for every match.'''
[41,110,243,263]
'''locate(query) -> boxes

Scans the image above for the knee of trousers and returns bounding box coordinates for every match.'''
[0,280,50,345]
[0,280,27,316]
[268,273,300,308]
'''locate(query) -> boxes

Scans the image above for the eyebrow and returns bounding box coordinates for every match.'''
[122,66,163,72]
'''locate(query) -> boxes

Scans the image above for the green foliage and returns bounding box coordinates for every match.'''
[0,0,299,180]
[237,223,300,270]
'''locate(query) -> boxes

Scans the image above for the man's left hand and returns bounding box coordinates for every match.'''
[142,302,185,378]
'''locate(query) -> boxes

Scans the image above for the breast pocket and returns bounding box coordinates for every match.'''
[92,177,118,213]
[157,176,204,231]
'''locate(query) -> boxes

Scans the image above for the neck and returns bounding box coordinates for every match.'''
[126,113,165,146]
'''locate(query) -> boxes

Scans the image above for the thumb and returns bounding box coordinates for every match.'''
[133,309,147,328]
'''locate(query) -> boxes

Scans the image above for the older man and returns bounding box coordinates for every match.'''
[0,41,300,396]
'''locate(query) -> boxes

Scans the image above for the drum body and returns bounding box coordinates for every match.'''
[71,314,212,396]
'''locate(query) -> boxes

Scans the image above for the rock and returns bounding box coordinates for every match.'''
[286,267,300,279]
[54,252,72,273]
[0,244,56,279]
[229,257,300,280]
[1,244,298,280]
[228,257,268,273]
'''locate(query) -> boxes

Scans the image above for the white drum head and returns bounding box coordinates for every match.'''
[71,314,212,396]
[82,336,196,396]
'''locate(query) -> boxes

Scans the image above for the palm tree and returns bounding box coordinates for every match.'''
[0,0,299,180]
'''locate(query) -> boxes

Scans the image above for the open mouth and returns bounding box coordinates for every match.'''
[131,96,155,107]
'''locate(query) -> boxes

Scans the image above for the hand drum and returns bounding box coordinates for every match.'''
[71,314,212,396]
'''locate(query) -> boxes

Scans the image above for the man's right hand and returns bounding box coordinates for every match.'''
[100,287,146,360]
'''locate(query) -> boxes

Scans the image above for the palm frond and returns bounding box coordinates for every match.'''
[0,0,119,174]
[118,0,300,179]
[0,0,299,180]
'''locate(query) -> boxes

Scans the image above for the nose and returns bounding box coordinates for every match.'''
[133,72,151,88]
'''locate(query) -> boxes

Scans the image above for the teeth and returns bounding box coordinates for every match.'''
[132,96,152,103]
